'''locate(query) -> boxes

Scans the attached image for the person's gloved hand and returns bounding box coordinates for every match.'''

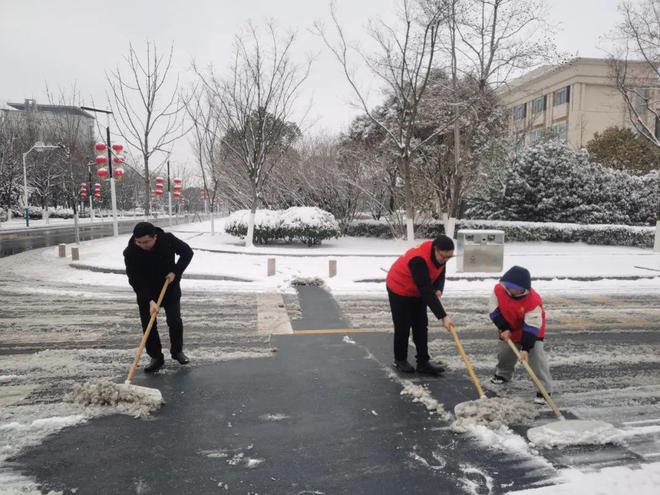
[441,315,453,331]
[149,300,159,316]
[499,330,511,341]
[166,272,176,283]
[519,350,529,363]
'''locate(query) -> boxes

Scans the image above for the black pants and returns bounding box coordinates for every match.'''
[137,298,184,359]
[388,289,430,363]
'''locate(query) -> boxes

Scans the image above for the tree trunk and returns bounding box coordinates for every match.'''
[402,155,415,242]
[246,184,258,247]
[144,155,151,216]
[655,183,660,252]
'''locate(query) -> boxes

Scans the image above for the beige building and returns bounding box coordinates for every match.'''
[1,99,95,145]
[498,57,659,148]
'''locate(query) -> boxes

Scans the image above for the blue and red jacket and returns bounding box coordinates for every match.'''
[489,283,546,351]
[386,241,447,319]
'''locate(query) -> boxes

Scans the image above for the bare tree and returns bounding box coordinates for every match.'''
[106,41,188,215]
[316,0,450,241]
[183,84,224,233]
[0,116,30,220]
[609,0,660,149]
[44,86,96,239]
[194,22,310,246]
[608,0,660,251]
[431,0,555,231]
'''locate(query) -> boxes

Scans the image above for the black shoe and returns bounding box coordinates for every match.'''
[416,361,444,376]
[172,351,190,365]
[144,357,164,373]
[534,392,551,405]
[393,360,416,373]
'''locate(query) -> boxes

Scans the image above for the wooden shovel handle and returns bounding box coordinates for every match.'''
[505,338,564,419]
[448,323,485,399]
[126,278,171,383]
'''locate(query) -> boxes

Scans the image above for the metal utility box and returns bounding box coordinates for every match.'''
[456,229,504,273]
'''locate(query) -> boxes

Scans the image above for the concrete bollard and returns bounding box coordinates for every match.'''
[71,246,79,261]
[267,258,276,277]
[329,259,337,278]
[58,244,66,258]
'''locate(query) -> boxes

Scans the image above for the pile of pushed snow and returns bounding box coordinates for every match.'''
[452,397,539,431]
[68,380,163,418]
[225,207,340,245]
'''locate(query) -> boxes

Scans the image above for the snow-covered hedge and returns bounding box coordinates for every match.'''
[224,209,283,244]
[345,218,655,248]
[465,140,659,226]
[224,207,340,245]
[10,207,78,219]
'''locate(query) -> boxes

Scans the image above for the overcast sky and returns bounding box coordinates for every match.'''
[0,0,624,169]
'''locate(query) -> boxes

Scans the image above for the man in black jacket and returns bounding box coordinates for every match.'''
[124,222,194,373]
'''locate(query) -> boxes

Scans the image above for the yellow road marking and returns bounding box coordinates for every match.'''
[293,327,390,335]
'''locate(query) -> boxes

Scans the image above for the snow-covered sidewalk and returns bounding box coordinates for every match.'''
[28,217,660,296]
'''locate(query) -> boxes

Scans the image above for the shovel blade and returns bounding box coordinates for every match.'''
[527,419,618,448]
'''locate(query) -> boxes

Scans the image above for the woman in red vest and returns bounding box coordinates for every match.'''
[488,266,553,404]
[386,235,455,376]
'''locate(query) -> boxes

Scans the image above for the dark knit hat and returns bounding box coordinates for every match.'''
[133,222,157,238]
[432,235,455,251]
[500,266,532,290]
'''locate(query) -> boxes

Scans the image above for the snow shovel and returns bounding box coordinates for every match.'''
[448,323,487,415]
[118,278,171,404]
[505,338,617,447]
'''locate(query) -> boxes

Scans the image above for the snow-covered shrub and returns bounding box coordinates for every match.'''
[346,218,655,248]
[224,209,283,244]
[10,207,77,219]
[465,140,659,226]
[343,219,393,238]
[279,207,340,245]
[224,207,340,245]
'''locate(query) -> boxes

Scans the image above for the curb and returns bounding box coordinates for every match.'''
[68,263,254,282]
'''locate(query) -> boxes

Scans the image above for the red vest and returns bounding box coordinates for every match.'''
[494,284,546,342]
[386,241,445,297]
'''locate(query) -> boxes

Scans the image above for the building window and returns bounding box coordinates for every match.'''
[553,86,570,106]
[514,103,527,120]
[530,128,545,144]
[552,121,568,141]
[532,96,546,114]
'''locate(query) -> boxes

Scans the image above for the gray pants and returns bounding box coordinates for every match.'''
[495,340,553,394]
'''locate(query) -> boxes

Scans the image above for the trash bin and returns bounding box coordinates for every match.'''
[456,229,504,273]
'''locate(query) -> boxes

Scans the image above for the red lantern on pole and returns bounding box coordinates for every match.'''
[93,183,101,199]
[111,143,123,153]
[95,155,107,165]
[154,177,164,196]
[114,168,125,179]
[97,167,109,178]
[95,143,106,152]
[79,182,88,200]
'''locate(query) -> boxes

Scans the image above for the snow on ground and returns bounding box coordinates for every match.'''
[22,216,660,297]
[2,217,660,493]
[510,461,660,494]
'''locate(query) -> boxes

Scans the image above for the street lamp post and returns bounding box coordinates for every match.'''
[80,106,119,237]
[22,142,63,227]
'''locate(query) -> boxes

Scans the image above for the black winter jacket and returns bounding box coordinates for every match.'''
[123,228,194,304]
